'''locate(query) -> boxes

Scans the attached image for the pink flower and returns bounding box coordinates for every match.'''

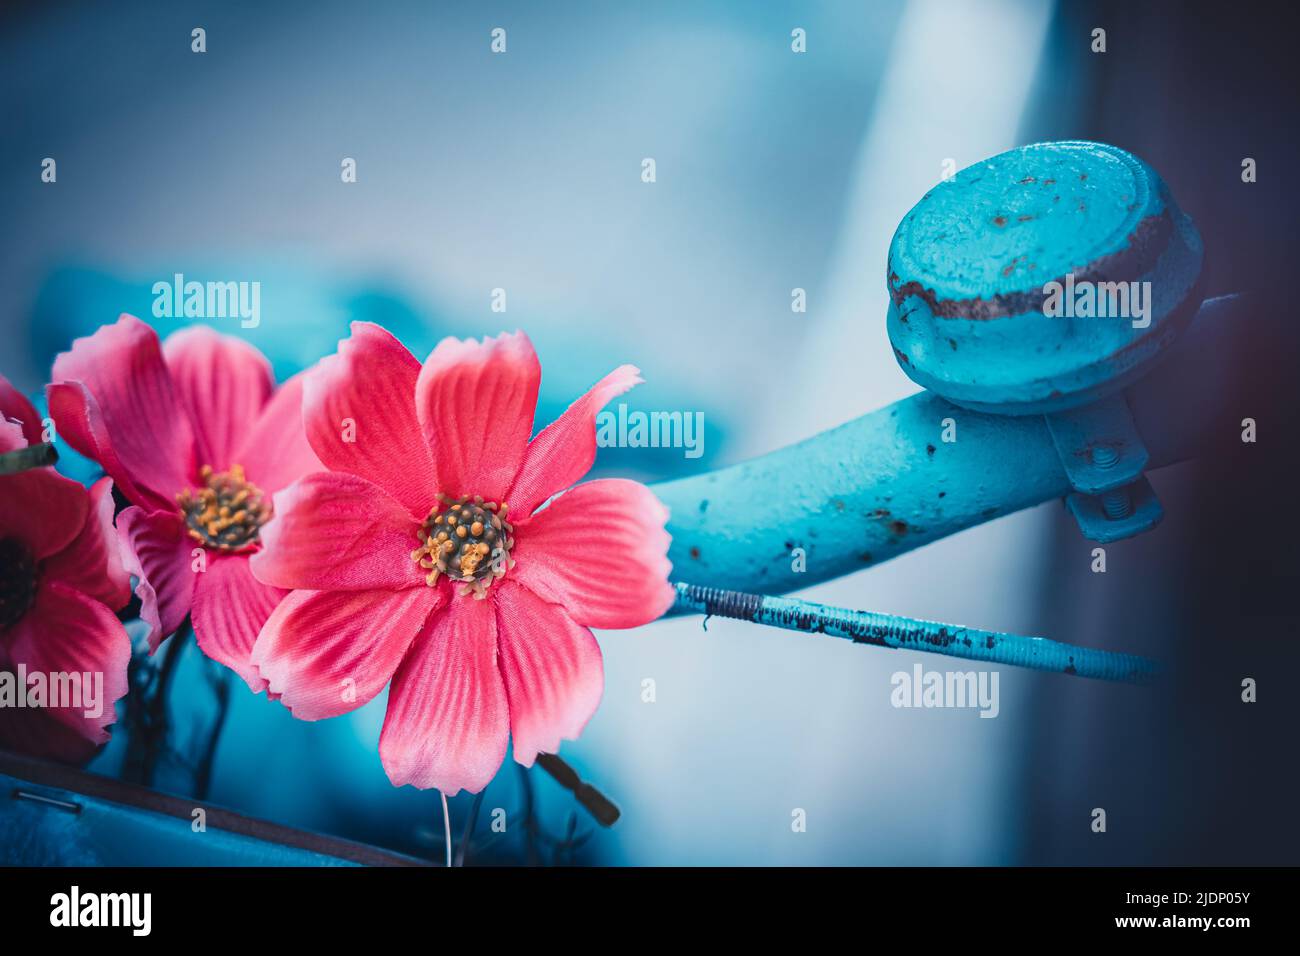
[249,324,673,794]
[0,376,131,762]
[47,315,321,688]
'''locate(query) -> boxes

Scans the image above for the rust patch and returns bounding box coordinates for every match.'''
[924,627,955,648]
[887,212,1172,321]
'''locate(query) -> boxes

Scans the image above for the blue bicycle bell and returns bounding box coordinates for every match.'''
[886,141,1205,542]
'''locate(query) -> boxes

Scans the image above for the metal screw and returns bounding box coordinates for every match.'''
[1102,487,1133,519]
[1088,447,1134,519]
[1092,445,1119,469]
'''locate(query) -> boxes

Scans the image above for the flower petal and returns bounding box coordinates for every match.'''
[42,477,131,611]
[0,465,88,561]
[511,478,674,629]
[233,372,322,493]
[117,506,196,652]
[192,555,284,692]
[250,586,439,720]
[507,365,642,518]
[0,373,44,446]
[251,472,425,592]
[4,581,131,746]
[303,323,435,519]
[163,325,274,471]
[379,595,508,794]
[0,702,99,764]
[48,314,195,509]
[0,417,25,454]
[416,331,540,504]
[493,581,603,766]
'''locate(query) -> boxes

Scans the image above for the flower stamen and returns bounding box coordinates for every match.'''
[177,464,271,553]
[412,493,515,599]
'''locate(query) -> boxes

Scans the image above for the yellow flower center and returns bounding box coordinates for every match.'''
[412,493,515,599]
[177,464,271,553]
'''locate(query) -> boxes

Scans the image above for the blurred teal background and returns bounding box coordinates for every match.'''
[3,0,1298,865]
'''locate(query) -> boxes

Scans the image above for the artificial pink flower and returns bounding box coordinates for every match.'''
[0,375,131,762]
[47,315,321,688]
[249,324,673,794]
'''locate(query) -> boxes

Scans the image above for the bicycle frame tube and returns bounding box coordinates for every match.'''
[652,294,1243,600]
